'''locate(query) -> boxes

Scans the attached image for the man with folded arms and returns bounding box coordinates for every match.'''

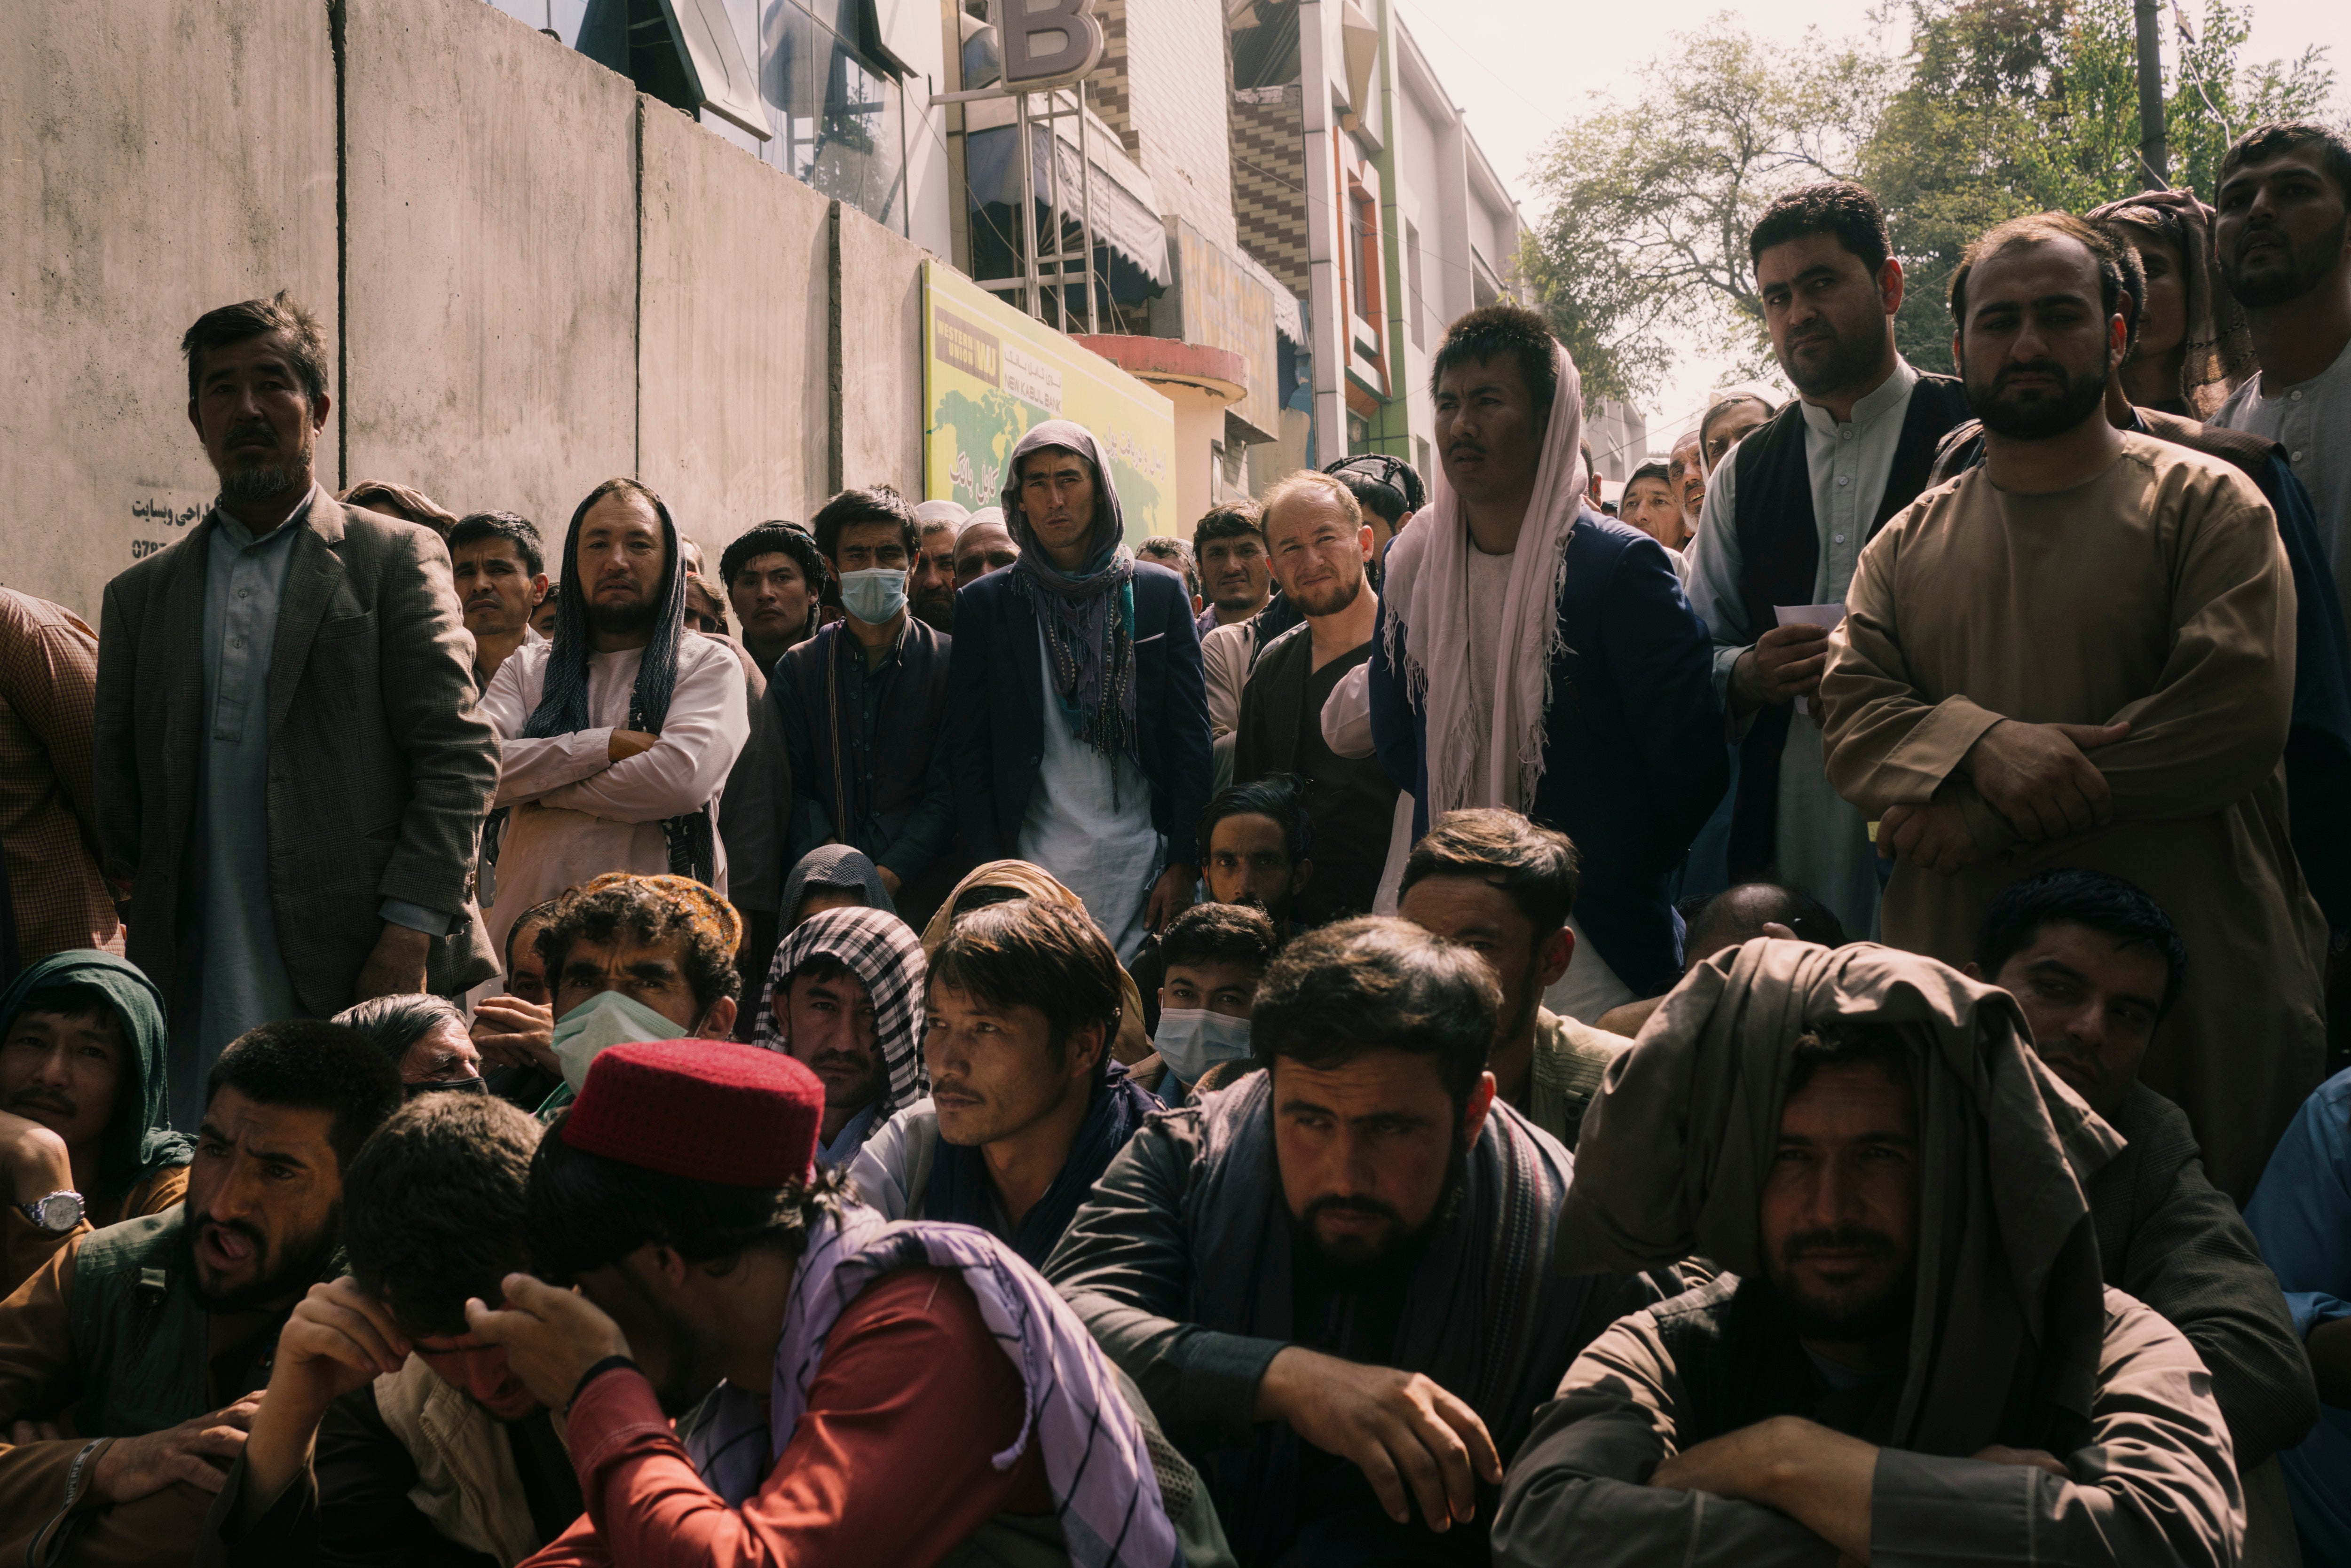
[1493,939,2243,1568]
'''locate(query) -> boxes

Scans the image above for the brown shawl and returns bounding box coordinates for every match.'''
[1557,938,2125,1457]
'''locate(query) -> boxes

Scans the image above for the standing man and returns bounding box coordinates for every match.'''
[481,479,750,968]
[773,487,954,921]
[946,420,1211,962]
[2213,122,2351,607]
[448,511,549,689]
[951,507,1020,587]
[909,500,967,633]
[1665,431,1704,544]
[1324,454,1424,586]
[1234,472,1397,926]
[1820,212,2327,1201]
[94,293,500,1129]
[1616,462,1689,555]
[1371,305,1725,1020]
[849,898,1160,1264]
[1194,502,1273,633]
[0,588,117,978]
[1686,184,1974,938]
[719,521,828,676]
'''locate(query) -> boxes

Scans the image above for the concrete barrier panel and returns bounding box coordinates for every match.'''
[0,0,338,621]
[832,205,928,497]
[340,0,637,552]
[637,101,831,562]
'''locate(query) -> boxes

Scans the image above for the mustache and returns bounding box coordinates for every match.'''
[1779,1225,1900,1264]
[7,1088,75,1118]
[1301,1193,1405,1227]
[203,1216,268,1251]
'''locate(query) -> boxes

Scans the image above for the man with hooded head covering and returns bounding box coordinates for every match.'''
[1369,304,1725,1024]
[0,952,191,1297]
[1493,940,2244,1568]
[481,478,751,969]
[752,905,927,1169]
[850,898,1159,1268]
[945,420,1213,963]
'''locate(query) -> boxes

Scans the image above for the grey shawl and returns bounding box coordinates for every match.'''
[999,420,1139,762]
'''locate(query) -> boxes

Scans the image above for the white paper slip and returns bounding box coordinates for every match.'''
[1774,603,1846,715]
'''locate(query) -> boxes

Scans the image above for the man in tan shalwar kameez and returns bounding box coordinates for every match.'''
[1819,212,2327,1202]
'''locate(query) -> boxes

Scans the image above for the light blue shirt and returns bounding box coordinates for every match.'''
[2243,1066,2351,1563]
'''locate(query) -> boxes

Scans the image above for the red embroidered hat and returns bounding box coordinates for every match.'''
[560,1038,825,1186]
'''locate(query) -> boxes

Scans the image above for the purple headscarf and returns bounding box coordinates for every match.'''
[999,420,1139,762]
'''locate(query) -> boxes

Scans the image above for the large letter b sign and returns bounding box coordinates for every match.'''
[1002,0,1105,86]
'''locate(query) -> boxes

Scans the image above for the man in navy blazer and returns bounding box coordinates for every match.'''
[944,419,1212,961]
[1370,306,1726,1013]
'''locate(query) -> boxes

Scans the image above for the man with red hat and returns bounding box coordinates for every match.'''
[464,1037,1222,1567]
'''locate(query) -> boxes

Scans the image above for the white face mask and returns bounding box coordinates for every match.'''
[1152,1008,1253,1088]
[839,566,908,626]
[549,989,691,1092]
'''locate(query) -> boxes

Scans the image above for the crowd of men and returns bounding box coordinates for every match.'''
[0,114,2346,1568]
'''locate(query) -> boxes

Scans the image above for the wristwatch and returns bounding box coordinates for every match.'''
[21,1191,84,1234]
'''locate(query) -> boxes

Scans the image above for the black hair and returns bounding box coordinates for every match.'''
[1625,461,1673,493]
[930,899,1124,1067]
[1686,882,1848,958]
[1136,537,1201,599]
[331,994,468,1072]
[1250,917,1497,1110]
[343,1094,542,1337]
[1160,901,1281,977]
[719,521,833,600]
[2221,119,2351,206]
[1430,303,1560,414]
[1949,211,2126,329]
[537,877,744,1016]
[448,511,546,579]
[1784,1020,1917,1102]
[2097,222,2150,354]
[502,896,568,974]
[205,1020,403,1173]
[7,983,118,1030]
[1400,808,1580,933]
[1193,501,1266,549]
[949,882,1032,919]
[528,1127,846,1283]
[1198,774,1314,865]
[1747,181,1892,274]
[1700,394,1777,452]
[1973,868,2186,1018]
[183,291,331,407]
[811,485,920,565]
[1323,454,1426,524]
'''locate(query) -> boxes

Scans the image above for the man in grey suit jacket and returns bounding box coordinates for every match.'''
[94,293,499,1127]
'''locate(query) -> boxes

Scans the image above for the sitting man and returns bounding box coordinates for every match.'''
[332,994,485,1095]
[462,1037,1218,1564]
[535,873,742,1117]
[1397,810,1626,1151]
[1,952,191,1297]
[851,899,1160,1266]
[0,1022,401,1567]
[751,905,929,1170]
[1139,902,1279,1104]
[1495,939,2244,1568]
[1968,869,2317,1518]
[202,1093,575,1565]
[1593,880,1848,1039]
[1049,917,1633,1565]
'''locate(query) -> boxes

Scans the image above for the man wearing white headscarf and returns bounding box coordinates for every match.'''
[1367,304,1725,1019]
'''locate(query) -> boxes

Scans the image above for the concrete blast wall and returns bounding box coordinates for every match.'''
[0,0,339,621]
[4,0,931,621]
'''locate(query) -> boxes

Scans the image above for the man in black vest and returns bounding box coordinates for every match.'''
[772,487,957,928]
[1686,182,1974,941]
[0,1020,400,1567]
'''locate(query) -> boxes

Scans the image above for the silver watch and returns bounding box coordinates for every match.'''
[22,1191,84,1234]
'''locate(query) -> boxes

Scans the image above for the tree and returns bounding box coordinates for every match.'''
[1518,21,1892,405]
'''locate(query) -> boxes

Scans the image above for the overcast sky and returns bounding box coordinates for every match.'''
[1389,0,2348,449]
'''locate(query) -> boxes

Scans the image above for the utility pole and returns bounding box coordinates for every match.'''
[2135,0,2169,188]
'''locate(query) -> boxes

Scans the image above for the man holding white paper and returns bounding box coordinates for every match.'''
[1687,183,1973,938]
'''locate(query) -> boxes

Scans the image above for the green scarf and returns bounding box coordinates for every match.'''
[0,951,193,1200]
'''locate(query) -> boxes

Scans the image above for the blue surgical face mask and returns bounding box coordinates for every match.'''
[549,989,691,1092]
[1152,1008,1253,1088]
[840,566,909,626]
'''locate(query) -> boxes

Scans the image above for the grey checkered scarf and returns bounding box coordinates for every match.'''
[1000,420,1139,763]
[754,905,928,1117]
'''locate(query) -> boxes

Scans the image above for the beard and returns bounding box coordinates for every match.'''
[1291,1126,1464,1291]
[1291,564,1366,620]
[587,594,659,637]
[184,1204,344,1314]
[1781,319,1884,399]
[1763,1225,1915,1343]
[1966,355,2110,441]
[213,416,314,507]
[912,585,956,631]
[2222,219,2350,308]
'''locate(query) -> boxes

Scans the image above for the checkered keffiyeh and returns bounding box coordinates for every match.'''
[753,906,928,1117]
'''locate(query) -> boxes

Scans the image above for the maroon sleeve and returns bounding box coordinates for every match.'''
[527,1266,1050,1568]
